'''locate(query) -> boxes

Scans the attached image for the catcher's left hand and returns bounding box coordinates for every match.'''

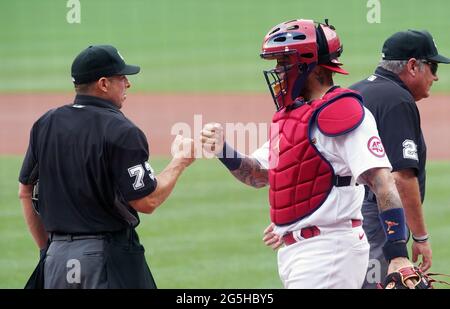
[200,123,224,158]
[381,266,432,289]
[263,223,283,250]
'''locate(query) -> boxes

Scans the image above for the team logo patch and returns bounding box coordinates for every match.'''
[402,139,418,161]
[385,220,399,235]
[367,136,385,157]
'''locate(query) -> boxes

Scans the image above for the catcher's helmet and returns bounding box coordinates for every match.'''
[260,19,348,110]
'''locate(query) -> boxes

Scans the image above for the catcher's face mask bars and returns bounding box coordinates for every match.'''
[263,62,296,111]
[261,50,298,111]
[263,60,308,111]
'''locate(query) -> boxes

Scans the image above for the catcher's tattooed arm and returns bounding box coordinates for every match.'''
[230,156,268,188]
[361,168,432,271]
[200,122,268,188]
[360,167,416,288]
[359,167,403,212]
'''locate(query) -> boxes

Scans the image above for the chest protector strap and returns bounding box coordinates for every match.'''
[268,87,364,225]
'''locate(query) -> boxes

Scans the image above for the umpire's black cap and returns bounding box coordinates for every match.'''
[71,45,140,84]
[382,30,450,63]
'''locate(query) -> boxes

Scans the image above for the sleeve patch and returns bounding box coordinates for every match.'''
[402,139,419,161]
[128,164,146,190]
[127,162,156,191]
[367,136,386,158]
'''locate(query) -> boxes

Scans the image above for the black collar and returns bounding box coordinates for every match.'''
[73,95,120,111]
[325,85,340,94]
[374,67,412,95]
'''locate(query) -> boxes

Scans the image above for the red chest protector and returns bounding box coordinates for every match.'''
[268,87,365,225]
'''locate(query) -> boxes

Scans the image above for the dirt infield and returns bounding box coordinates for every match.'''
[0,93,449,159]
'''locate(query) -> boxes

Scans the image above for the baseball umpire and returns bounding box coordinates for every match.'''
[350,30,450,288]
[201,19,416,288]
[18,45,195,289]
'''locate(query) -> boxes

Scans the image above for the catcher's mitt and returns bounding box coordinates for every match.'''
[379,266,450,289]
[380,266,431,289]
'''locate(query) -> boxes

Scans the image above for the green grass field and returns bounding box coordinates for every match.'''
[1,0,449,289]
[1,156,449,288]
[1,0,450,93]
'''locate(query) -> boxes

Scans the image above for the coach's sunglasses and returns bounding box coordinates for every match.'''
[420,60,438,76]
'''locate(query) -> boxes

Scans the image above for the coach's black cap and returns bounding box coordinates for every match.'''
[382,30,450,63]
[71,45,140,84]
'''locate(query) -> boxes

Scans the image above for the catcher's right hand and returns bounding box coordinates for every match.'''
[263,223,283,250]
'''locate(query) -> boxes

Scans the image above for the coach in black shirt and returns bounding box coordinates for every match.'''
[351,30,449,288]
[18,45,195,288]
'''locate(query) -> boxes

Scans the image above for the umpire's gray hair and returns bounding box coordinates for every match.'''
[378,59,425,74]
[74,81,96,94]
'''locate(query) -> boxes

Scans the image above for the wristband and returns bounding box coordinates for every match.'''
[379,208,407,242]
[412,234,429,243]
[218,142,242,171]
[382,240,409,262]
[379,208,409,261]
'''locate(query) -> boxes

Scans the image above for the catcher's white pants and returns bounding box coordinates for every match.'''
[277,223,369,289]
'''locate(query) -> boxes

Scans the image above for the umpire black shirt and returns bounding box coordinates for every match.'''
[19,95,157,234]
[350,67,426,202]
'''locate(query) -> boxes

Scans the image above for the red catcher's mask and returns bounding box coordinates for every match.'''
[261,19,348,111]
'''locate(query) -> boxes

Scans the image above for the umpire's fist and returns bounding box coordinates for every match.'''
[200,123,224,157]
[171,135,196,167]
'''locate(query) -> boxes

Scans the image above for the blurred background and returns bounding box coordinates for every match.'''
[1,0,450,92]
[0,0,449,288]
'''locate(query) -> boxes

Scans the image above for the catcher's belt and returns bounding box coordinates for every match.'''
[282,219,362,246]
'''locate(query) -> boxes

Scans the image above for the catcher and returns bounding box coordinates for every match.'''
[201,19,417,288]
